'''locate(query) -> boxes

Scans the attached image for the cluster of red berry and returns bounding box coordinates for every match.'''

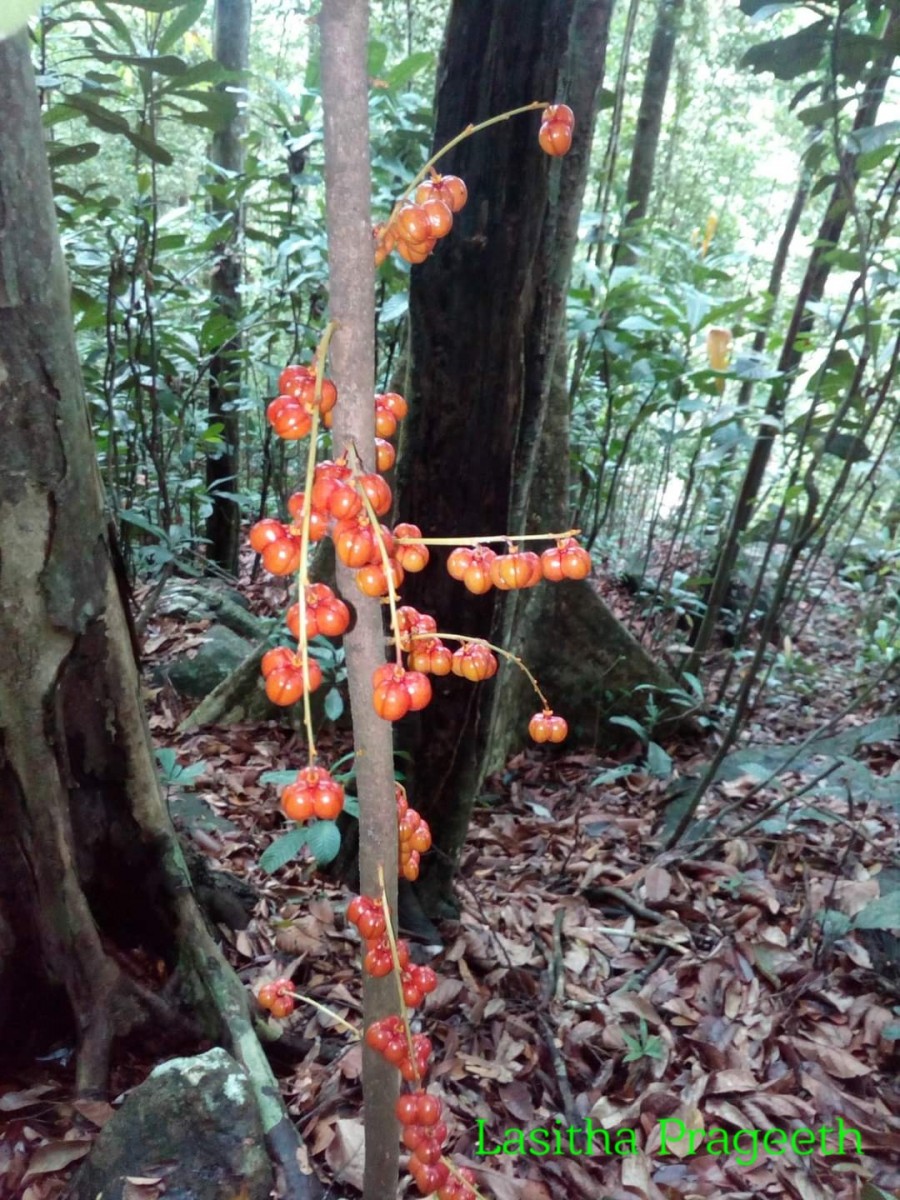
[248,100,580,1200]
[365,1015,432,1081]
[280,764,345,822]
[447,537,590,595]
[257,976,296,1020]
[538,103,575,156]
[260,645,322,706]
[372,662,432,720]
[348,895,437,1006]
[266,364,338,440]
[375,172,468,267]
[286,584,351,641]
[365,1013,480,1200]
[396,1091,477,1200]
[397,783,432,881]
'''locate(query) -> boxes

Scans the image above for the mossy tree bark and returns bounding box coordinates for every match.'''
[0,32,314,1197]
[396,0,674,914]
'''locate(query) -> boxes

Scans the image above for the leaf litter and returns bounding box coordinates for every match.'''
[4,559,900,1200]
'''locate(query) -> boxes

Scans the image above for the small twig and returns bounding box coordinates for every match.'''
[538,1013,579,1126]
[689,759,843,851]
[549,908,565,1003]
[631,946,671,985]
[582,884,666,924]
[590,923,690,955]
[134,560,175,640]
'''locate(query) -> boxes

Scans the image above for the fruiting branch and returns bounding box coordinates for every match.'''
[393,528,581,546]
[398,100,549,203]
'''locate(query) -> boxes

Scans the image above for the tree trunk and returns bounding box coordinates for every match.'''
[320,4,400,1198]
[396,0,674,914]
[206,0,251,575]
[615,0,684,263]
[0,32,314,1196]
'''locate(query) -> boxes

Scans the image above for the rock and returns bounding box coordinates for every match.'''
[162,625,255,698]
[73,1047,273,1200]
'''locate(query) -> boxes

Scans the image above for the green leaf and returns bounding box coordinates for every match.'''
[608,715,647,742]
[646,741,673,779]
[590,764,636,787]
[119,509,169,541]
[796,98,848,126]
[90,47,191,75]
[807,347,855,400]
[158,0,206,52]
[161,61,231,89]
[104,0,195,12]
[384,51,434,88]
[740,0,800,16]
[342,796,360,819]
[379,292,408,324]
[823,431,870,462]
[367,39,388,77]
[259,769,297,786]
[47,142,101,167]
[306,820,341,866]
[819,909,852,937]
[92,1,137,49]
[324,688,344,722]
[741,21,828,80]
[124,128,174,165]
[259,827,310,874]
[847,120,900,156]
[833,33,884,82]
[731,353,779,381]
[155,747,177,779]
[854,891,900,931]
[862,1183,900,1200]
[64,93,130,135]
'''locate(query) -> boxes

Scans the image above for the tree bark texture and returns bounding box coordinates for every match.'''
[396,0,672,911]
[0,32,315,1197]
[206,0,251,574]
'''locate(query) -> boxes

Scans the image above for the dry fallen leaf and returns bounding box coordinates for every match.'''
[22,1140,92,1179]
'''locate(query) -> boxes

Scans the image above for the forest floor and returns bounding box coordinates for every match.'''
[3,549,899,1200]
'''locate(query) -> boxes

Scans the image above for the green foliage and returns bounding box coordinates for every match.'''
[259,820,341,873]
[155,746,207,786]
[621,1018,666,1064]
[31,0,900,782]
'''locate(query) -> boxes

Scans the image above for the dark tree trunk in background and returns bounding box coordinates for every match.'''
[0,33,312,1194]
[397,0,676,914]
[615,0,683,262]
[206,0,251,574]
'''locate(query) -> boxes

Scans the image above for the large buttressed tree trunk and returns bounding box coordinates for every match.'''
[0,32,311,1193]
[397,0,675,911]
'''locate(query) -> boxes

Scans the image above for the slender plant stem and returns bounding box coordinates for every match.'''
[295,319,339,761]
[411,630,552,710]
[394,527,580,546]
